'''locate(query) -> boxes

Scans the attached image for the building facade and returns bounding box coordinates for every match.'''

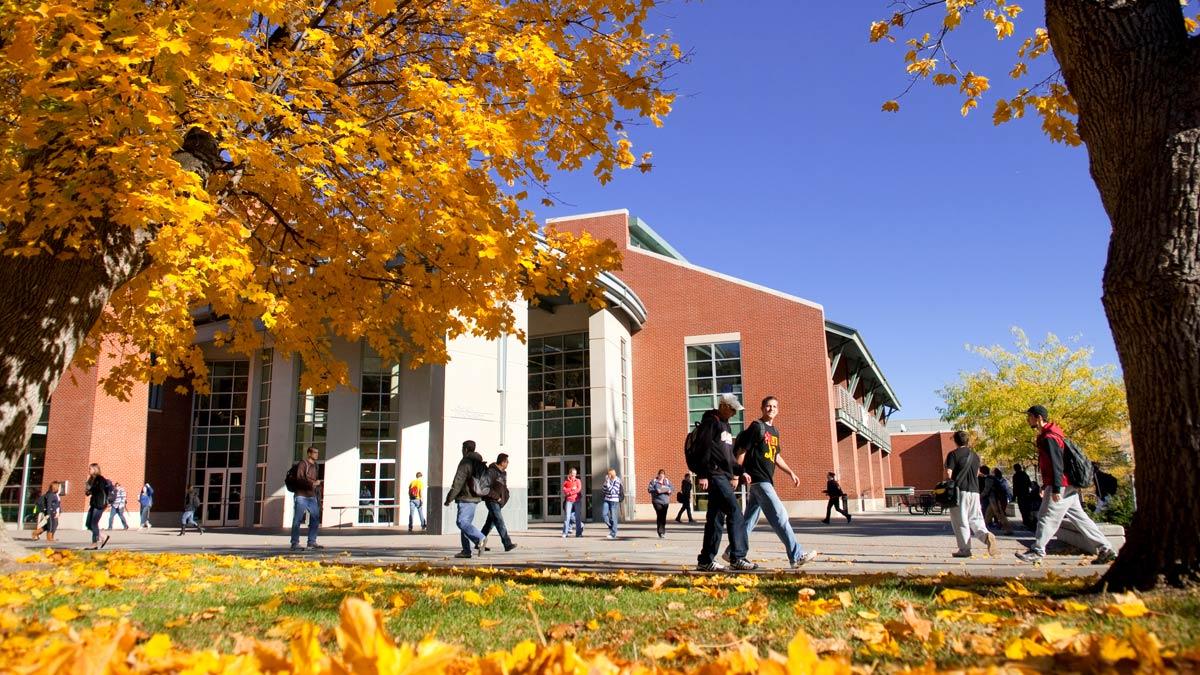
[3,210,902,532]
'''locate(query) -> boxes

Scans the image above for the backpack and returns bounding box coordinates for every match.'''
[104,479,116,505]
[467,458,491,498]
[284,463,303,493]
[408,483,420,499]
[683,421,707,475]
[1062,438,1095,488]
[933,480,959,507]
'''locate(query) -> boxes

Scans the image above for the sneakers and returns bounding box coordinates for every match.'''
[1093,548,1118,565]
[453,551,472,559]
[846,514,852,523]
[792,551,819,568]
[821,519,830,525]
[309,543,324,549]
[1015,549,1044,564]
[986,532,998,557]
[562,533,568,538]
[952,551,972,558]
[504,543,518,552]
[290,544,301,551]
[730,558,759,571]
[476,536,488,555]
[606,533,616,540]
[695,561,726,572]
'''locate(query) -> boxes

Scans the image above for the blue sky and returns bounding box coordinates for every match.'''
[528,1,1119,420]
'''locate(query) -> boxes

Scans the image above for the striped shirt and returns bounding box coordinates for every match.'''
[602,477,622,502]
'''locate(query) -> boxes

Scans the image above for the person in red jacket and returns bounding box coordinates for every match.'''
[1015,405,1117,565]
[561,467,584,538]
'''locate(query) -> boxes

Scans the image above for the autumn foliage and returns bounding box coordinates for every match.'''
[0,0,677,394]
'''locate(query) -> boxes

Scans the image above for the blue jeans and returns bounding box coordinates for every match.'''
[180,509,202,532]
[456,501,485,553]
[480,500,511,547]
[409,499,426,530]
[291,496,321,546]
[602,500,620,537]
[562,499,583,536]
[699,475,747,565]
[107,508,128,529]
[139,504,151,526]
[85,506,105,543]
[737,482,803,564]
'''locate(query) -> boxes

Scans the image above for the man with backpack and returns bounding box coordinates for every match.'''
[689,392,757,572]
[1016,405,1117,565]
[480,453,517,552]
[288,446,324,551]
[408,472,427,531]
[179,486,204,535]
[944,431,997,558]
[725,396,818,568]
[444,440,488,558]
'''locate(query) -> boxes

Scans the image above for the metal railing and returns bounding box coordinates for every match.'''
[834,386,891,452]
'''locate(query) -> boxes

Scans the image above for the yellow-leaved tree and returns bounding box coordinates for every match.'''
[938,328,1129,471]
[870,0,1198,590]
[0,0,678,551]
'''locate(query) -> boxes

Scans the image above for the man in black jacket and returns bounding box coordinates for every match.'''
[822,472,851,524]
[444,440,487,558]
[694,393,757,572]
[84,463,110,550]
[480,453,516,552]
[1012,464,1033,528]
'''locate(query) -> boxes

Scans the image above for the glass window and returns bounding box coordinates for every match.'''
[189,360,250,507]
[685,340,744,432]
[528,332,590,523]
[358,346,399,525]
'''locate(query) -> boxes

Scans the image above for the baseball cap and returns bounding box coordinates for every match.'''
[1025,405,1049,419]
[718,393,744,412]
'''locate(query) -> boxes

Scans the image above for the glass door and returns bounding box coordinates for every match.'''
[358,456,396,525]
[539,456,588,522]
[201,469,243,527]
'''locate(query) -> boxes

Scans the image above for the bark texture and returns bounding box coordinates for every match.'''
[1047,0,1200,589]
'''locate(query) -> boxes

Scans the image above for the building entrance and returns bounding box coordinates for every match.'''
[530,455,590,522]
[200,468,243,527]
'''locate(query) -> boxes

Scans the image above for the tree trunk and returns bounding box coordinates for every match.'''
[0,225,148,561]
[1047,0,1200,589]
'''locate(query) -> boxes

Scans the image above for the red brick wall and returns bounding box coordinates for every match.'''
[145,377,192,513]
[552,213,837,503]
[890,431,956,490]
[42,350,148,512]
[836,429,859,497]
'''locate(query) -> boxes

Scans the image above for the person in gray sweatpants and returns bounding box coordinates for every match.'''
[944,431,997,557]
[1015,405,1116,565]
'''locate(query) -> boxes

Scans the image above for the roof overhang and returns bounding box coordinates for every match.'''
[825,319,901,410]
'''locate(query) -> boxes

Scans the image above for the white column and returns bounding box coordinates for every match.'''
[399,358,432,530]
[587,308,634,521]
[265,352,298,527]
[319,339,362,527]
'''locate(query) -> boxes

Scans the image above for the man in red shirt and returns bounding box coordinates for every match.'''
[1015,405,1117,565]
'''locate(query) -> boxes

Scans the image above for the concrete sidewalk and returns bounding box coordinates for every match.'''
[12,513,1109,577]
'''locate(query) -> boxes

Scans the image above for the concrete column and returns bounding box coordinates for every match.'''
[398,358,432,531]
[587,308,634,522]
[265,352,298,527]
[320,339,362,527]
[428,300,529,535]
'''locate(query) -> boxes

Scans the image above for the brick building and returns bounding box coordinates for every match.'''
[886,419,956,491]
[2,209,902,531]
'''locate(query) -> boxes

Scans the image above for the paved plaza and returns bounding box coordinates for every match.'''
[13,512,1111,578]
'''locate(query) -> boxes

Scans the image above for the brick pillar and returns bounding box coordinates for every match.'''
[43,351,149,525]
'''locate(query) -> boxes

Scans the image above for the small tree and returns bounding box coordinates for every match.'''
[939,328,1129,470]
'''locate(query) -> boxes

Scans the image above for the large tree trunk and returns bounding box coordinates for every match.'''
[1047,0,1200,589]
[0,225,148,560]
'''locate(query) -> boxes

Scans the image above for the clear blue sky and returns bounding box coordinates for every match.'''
[528,1,1119,420]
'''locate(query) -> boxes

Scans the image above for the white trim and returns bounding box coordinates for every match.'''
[629,247,824,311]
[545,208,630,224]
[684,332,741,346]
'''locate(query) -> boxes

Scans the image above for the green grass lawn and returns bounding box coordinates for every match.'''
[3,549,1198,671]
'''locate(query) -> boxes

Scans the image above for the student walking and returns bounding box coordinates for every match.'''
[985,467,1015,534]
[674,472,695,523]
[408,472,427,531]
[945,431,997,558]
[289,446,324,551]
[693,393,757,572]
[106,482,129,530]
[1012,464,1035,529]
[84,464,110,550]
[822,472,851,524]
[602,469,623,539]
[179,487,204,535]
[480,453,517,552]
[444,440,487,558]
[729,396,818,568]
[648,470,673,537]
[31,481,61,541]
[1016,406,1117,565]
[138,483,154,528]
[561,467,584,538]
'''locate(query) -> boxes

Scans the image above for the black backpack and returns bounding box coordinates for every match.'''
[683,421,707,475]
[467,457,492,498]
[104,479,116,505]
[933,480,959,507]
[1062,438,1095,488]
[284,463,303,493]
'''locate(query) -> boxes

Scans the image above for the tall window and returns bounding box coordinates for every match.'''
[294,364,329,462]
[528,333,591,521]
[358,347,399,524]
[189,361,249,491]
[686,341,744,434]
[253,349,272,525]
[1,404,47,525]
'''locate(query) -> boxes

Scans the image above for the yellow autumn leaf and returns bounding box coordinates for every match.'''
[938,588,976,603]
[881,100,900,112]
[479,618,502,629]
[1106,592,1149,618]
[208,52,236,72]
[50,605,79,622]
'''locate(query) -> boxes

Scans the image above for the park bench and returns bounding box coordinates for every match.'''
[884,486,915,511]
